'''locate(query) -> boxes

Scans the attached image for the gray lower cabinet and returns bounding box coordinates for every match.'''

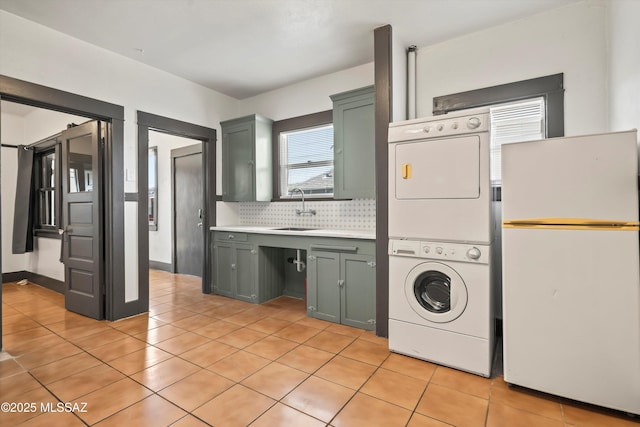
[213,240,258,303]
[212,231,376,331]
[307,249,376,331]
[306,251,341,323]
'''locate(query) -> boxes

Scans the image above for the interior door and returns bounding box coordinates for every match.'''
[173,145,203,277]
[60,120,104,319]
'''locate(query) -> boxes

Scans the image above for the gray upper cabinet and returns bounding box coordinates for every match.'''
[331,86,375,200]
[221,114,273,201]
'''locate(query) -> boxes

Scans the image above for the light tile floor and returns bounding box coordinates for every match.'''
[1,270,639,426]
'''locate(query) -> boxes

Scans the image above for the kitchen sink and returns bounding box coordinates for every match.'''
[273,227,317,231]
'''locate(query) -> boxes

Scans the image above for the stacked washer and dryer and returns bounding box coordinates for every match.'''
[387,108,497,377]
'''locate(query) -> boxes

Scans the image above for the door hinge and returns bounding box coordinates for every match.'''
[308,255,317,261]
[101,137,105,147]
[367,261,376,268]
[337,279,345,288]
[367,319,376,325]
[250,249,257,255]
[308,306,316,312]
[251,294,257,301]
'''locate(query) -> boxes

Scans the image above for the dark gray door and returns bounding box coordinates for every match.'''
[60,121,104,319]
[173,144,203,277]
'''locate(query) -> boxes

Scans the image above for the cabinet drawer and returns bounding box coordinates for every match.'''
[215,232,248,242]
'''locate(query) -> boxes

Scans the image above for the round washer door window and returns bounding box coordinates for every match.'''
[405,262,468,323]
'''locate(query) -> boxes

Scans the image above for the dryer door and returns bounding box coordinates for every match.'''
[394,136,480,200]
[405,262,468,323]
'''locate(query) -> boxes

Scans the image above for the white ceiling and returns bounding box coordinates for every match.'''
[0,0,577,100]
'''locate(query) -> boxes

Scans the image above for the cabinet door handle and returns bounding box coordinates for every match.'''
[228,234,235,239]
[231,263,236,270]
[310,244,357,253]
[337,279,345,288]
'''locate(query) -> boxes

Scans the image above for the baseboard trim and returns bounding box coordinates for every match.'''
[2,271,29,283]
[2,270,65,295]
[149,260,173,273]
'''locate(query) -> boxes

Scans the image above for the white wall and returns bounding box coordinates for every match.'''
[23,108,91,143]
[608,0,640,134]
[26,238,64,281]
[415,1,608,136]
[148,131,202,265]
[238,63,374,121]
[392,29,408,122]
[0,10,239,300]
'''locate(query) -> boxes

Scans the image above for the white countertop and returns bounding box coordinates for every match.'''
[210,225,376,240]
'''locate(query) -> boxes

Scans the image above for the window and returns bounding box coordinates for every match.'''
[272,110,334,200]
[279,124,334,198]
[490,97,545,185]
[148,146,158,230]
[33,143,61,237]
[36,150,56,228]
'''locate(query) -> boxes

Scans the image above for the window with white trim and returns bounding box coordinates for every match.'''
[35,148,58,230]
[490,97,545,185]
[279,123,334,198]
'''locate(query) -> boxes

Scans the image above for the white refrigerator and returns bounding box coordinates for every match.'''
[501,130,640,415]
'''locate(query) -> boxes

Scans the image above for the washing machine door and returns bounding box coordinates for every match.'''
[405,262,468,323]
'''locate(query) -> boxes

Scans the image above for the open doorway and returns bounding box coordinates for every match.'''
[0,75,131,356]
[147,131,203,277]
[1,100,90,291]
[1,101,109,320]
[137,111,216,301]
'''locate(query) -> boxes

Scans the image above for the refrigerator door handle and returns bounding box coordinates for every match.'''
[503,218,639,230]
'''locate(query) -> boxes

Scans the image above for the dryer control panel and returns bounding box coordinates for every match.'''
[389,239,490,264]
[388,108,489,143]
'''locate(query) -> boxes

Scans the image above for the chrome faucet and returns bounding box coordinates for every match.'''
[290,187,316,216]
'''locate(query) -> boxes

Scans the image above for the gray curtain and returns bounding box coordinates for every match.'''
[12,145,34,253]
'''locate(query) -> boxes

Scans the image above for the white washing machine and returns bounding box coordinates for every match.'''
[388,108,493,244]
[388,239,495,377]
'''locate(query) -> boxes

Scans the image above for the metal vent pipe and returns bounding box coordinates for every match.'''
[407,45,417,119]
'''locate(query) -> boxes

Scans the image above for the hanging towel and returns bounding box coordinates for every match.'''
[12,145,34,253]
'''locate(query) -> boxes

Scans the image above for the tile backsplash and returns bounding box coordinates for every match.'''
[238,199,376,230]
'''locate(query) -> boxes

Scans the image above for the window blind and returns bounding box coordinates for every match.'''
[279,124,334,197]
[490,97,545,184]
